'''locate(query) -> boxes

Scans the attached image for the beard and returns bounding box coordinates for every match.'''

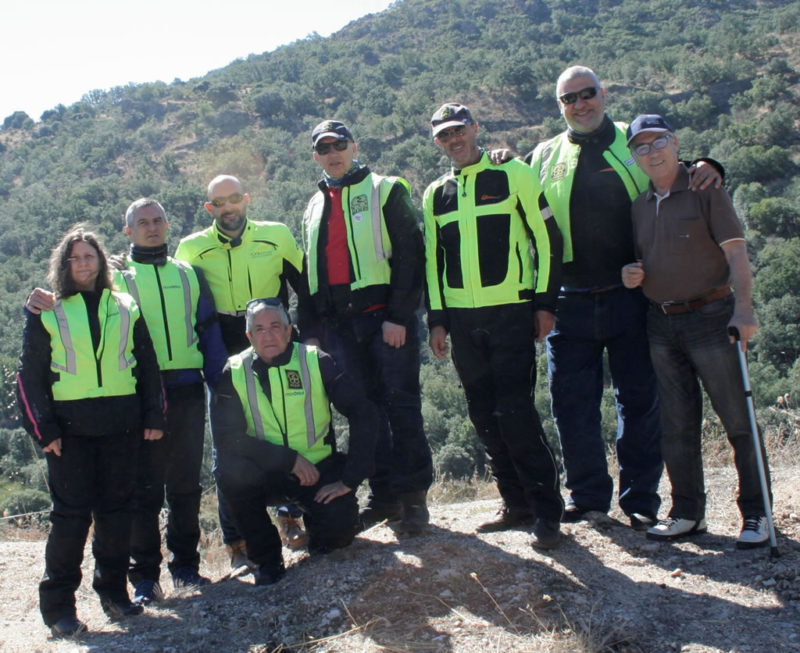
[217,208,246,235]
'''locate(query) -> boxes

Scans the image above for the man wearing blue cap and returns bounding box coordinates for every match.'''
[622,114,771,547]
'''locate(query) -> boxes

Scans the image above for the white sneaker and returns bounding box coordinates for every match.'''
[736,515,769,549]
[646,516,707,541]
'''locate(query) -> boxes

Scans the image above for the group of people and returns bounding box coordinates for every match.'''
[16,64,773,638]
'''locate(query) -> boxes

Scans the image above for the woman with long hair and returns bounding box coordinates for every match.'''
[17,224,165,637]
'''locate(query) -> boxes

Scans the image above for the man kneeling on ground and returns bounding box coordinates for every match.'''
[210,298,378,584]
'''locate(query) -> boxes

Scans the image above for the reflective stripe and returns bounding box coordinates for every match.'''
[242,350,266,440]
[120,270,141,305]
[52,303,76,374]
[297,344,325,448]
[117,301,134,370]
[175,264,199,347]
[370,176,387,263]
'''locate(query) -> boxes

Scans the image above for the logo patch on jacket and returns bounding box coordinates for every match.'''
[551,162,567,181]
[350,194,368,216]
[285,369,302,390]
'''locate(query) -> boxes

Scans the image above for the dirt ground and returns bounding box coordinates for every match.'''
[1,466,798,653]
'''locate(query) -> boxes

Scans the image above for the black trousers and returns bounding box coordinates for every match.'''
[216,453,358,571]
[129,383,205,584]
[40,430,139,625]
[448,304,563,522]
[321,309,432,504]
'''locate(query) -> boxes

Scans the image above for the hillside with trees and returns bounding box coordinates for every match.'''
[1,0,799,513]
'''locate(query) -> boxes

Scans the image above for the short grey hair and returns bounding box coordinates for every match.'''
[245,298,290,333]
[124,198,166,228]
[556,65,602,97]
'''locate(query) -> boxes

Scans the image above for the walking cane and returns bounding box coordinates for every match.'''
[728,327,779,557]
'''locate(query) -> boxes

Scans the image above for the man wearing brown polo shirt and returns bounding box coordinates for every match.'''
[621,114,771,549]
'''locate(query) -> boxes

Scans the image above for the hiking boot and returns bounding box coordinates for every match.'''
[254,563,286,586]
[646,516,707,541]
[171,567,211,589]
[530,518,561,550]
[629,512,657,532]
[476,506,533,533]
[132,579,164,606]
[277,514,309,550]
[50,615,87,637]
[562,504,607,523]
[226,540,256,575]
[394,491,430,536]
[736,515,769,549]
[359,501,403,530]
[100,597,144,620]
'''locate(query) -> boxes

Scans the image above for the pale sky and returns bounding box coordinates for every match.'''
[2,0,396,122]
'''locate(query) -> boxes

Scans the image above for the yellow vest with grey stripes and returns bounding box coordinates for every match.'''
[115,258,203,370]
[229,343,332,464]
[303,173,403,295]
[40,289,139,400]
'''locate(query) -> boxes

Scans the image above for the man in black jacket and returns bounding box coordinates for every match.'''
[301,120,432,534]
[210,298,378,584]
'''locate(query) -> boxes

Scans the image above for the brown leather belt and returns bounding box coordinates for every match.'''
[653,287,732,315]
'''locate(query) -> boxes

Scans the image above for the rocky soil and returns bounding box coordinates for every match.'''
[1,466,798,653]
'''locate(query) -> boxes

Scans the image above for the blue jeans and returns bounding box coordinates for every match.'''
[321,309,432,503]
[547,287,662,516]
[647,295,771,521]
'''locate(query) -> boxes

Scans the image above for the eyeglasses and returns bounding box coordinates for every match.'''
[209,193,245,208]
[314,140,349,155]
[67,254,98,265]
[436,125,467,142]
[558,86,599,105]
[631,134,673,157]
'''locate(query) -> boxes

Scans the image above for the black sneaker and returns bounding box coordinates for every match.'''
[629,512,657,532]
[171,567,211,589]
[476,507,534,533]
[132,579,164,606]
[359,502,403,530]
[50,615,87,637]
[562,504,604,523]
[100,597,144,620]
[530,518,561,550]
[254,563,286,586]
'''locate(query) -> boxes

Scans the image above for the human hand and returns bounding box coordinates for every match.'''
[688,161,722,191]
[728,314,758,353]
[108,254,127,271]
[382,321,406,348]
[43,438,62,457]
[488,148,515,165]
[291,454,320,486]
[428,325,449,359]
[622,262,645,288]
[314,480,352,504]
[144,428,164,441]
[25,288,56,315]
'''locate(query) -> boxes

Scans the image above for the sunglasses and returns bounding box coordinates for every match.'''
[246,297,284,310]
[631,134,673,157]
[558,86,599,105]
[209,193,244,208]
[314,140,349,155]
[436,125,467,141]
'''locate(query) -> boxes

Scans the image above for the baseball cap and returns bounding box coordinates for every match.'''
[626,114,673,145]
[431,103,475,137]
[311,120,354,146]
